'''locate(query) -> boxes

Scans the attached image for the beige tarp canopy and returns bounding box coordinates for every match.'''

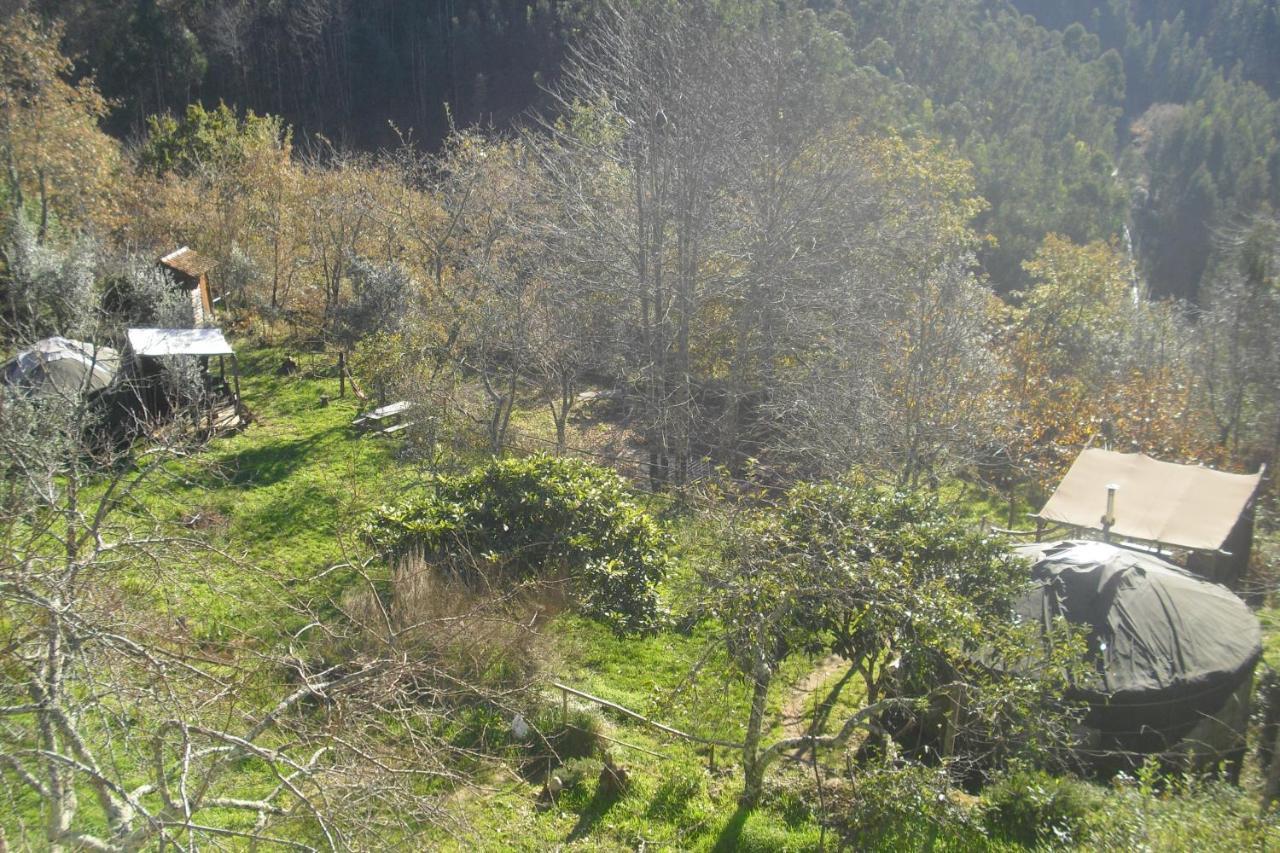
[1036,449,1263,552]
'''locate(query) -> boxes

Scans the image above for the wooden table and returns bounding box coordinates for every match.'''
[352,400,414,435]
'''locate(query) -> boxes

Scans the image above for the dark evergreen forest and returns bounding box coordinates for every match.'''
[23,0,1280,299]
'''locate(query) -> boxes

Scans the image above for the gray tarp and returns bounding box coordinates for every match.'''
[2,337,121,396]
[1036,449,1262,551]
[1014,540,1260,696]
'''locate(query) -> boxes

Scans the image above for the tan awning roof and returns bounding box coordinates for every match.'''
[1036,449,1263,551]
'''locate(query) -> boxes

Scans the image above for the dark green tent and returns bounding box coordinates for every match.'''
[1015,540,1260,774]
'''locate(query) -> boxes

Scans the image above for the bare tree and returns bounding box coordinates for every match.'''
[850,256,1000,488]
[0,322,513,849]
[536,1,999,487]
[541,0,747,485]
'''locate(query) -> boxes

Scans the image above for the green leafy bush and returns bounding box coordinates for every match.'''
[367,454,668,633]
[822,760,986,849]
[982,766,1103,847]
[139,102,288,176]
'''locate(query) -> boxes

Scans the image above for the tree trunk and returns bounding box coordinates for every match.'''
[740,667,772,808]
[552,371,573,452]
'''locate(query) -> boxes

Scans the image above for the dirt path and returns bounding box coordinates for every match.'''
[780,654,848,740]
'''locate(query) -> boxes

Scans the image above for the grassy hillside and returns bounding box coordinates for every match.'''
[44,341,1277,851]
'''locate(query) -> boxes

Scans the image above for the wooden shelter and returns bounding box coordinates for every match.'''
[125,327,246,433]
[1034,449,1265,587]
[158,247,217,327]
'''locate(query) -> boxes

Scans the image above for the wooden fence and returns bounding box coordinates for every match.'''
[551,681,742,771]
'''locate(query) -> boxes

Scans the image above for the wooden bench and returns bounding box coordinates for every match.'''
[352,400,414,434]
[379,421,412,437]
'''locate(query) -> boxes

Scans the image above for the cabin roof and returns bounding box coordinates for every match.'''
[158,246,216,279]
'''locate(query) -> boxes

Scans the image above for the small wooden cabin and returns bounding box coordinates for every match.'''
[158,247,217,327]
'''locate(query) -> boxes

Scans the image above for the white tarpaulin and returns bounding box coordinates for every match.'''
[1036,449,1263,551]
[127,328,234,357]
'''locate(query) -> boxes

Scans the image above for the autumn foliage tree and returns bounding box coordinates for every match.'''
[994,234,1216,506]
[0,13,122,239]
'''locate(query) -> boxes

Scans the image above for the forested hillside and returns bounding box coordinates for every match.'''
[25,0,1280,301]
[2,1,1280,849]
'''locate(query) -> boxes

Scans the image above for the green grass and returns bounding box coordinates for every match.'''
[115,347,422,640]
[1261,607,1280,671]
[29,341,1280,851]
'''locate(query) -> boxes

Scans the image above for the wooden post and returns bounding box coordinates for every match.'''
[1264,722,1280,814]
[561,687,568,727]
[942,685,961,758]
[338,351,346,398]
[708,744,715,772]
[231,356,243,419]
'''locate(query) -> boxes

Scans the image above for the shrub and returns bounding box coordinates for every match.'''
[1088,769,1280,849]
[982,766,1103,847]
[822,759,984,848]
[544,708,605,763]
[366,454,668,633]
[339,563,542,692]
[521,704,605,776]
[556,756,605,793]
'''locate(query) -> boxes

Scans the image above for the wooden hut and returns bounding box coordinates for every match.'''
[158,247,217,327]
[124,327,246,433]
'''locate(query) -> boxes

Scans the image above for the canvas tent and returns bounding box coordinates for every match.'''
[2,337,121,397]
[1014,540,1260,775]
[127,327,234,358]
[1035,449,1264,584]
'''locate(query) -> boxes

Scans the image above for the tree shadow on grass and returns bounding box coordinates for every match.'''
[566,782,624,843]
[207,426,343,488]
[711,804,752,852]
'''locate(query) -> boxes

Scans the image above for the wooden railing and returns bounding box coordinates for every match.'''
[551,681,742,770]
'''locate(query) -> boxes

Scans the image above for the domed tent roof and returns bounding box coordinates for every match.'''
[2,337,121,398]
[1015,540,1260,696]
[1014,540,1261,760]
